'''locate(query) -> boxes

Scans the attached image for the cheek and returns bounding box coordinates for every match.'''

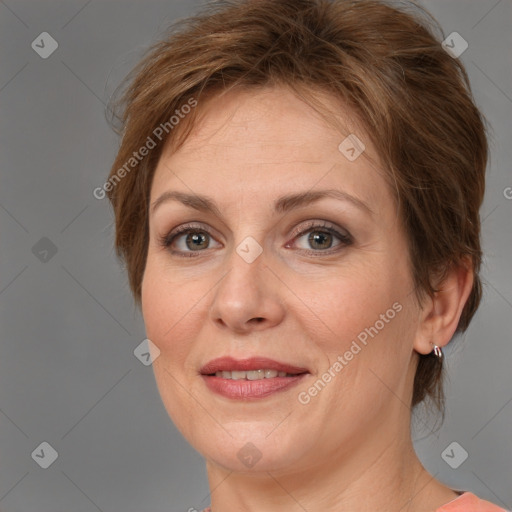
[300,266,396,344]
[301,254,415,390]
[140,265,202,434]
[141,262,200,361]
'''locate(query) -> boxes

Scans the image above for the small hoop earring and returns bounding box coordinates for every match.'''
[431,343,443,359]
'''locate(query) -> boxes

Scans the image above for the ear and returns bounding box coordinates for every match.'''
[413,258,474,355]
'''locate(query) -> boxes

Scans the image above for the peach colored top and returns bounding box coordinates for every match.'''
[201,492,510,512]
[436,492,509,511]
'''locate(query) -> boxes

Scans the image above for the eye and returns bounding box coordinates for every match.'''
[158,220,352,257]
[287,220,352,254]
[158,223,222,257]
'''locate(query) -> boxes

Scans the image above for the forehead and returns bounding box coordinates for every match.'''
[151,86,391,215]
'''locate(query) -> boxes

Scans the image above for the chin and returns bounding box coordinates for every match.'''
[193,423,308,473]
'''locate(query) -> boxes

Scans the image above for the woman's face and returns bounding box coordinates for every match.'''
[142,86,422,473]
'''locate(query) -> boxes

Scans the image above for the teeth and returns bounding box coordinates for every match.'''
[213,369,297,380]
[247,370,265,380]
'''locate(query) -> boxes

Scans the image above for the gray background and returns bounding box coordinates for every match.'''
[0,0,511,511]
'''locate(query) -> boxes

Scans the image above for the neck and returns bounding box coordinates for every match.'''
[204,411,457,512]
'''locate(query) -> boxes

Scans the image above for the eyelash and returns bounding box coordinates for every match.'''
[158,220,353,258]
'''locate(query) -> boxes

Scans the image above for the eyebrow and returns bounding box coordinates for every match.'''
[150,189,374,217]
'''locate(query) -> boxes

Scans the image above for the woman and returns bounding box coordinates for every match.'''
[105,0,507,510]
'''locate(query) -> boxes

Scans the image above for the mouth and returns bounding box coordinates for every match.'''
[200,356,310,399]
[209,369,301,380]
[200,356,310,378]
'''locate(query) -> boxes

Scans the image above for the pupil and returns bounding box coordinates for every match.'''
[309,231,331,250]
[187,232,208,250]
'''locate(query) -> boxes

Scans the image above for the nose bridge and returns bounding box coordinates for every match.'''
[216,238,267,305]
[208,237,284,331]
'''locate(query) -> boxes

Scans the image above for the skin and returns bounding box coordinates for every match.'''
[141,86,473,512]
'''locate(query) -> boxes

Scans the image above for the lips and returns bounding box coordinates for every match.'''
[200,356,310,400]
[200,356,309,376]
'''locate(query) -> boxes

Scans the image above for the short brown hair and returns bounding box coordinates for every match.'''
[106,0,488,411]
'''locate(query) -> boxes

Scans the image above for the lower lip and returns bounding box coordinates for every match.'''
[201,374,308,399]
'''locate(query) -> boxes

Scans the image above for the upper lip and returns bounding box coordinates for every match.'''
[200,356,310,375]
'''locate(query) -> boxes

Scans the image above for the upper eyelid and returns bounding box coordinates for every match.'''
[289,219,349,238]
[166,219,345,237]
[161,222,217,245]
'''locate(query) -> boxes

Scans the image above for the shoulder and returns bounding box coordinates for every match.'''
[200,495,509,512]
[436,492,510,512]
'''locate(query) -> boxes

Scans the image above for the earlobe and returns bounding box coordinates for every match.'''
[413,258,474,355]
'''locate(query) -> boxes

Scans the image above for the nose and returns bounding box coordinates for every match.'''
[208,245,286,334]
